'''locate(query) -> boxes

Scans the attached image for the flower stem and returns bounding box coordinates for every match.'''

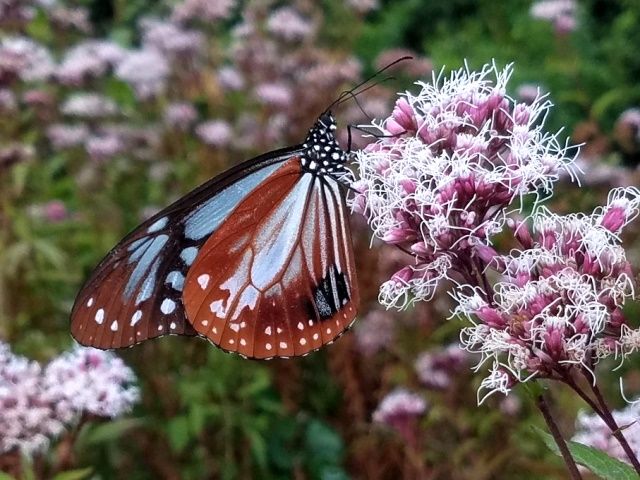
[588,380,640,474]
[536,393,583,480]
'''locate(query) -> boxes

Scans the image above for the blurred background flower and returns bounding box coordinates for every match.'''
[2,0,640,478]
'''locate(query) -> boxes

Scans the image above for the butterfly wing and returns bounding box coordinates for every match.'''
[70,146,302,349]
[182,162,359,359]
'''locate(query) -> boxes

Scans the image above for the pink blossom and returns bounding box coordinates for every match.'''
[85,134,125,162]
[372,389,427,445]
[164,102,198,130]
[46,124,89,150]
[115,49,170,100]
[196,120,232,147]
[141,18,204,58]
[347,0,379,14]
[0,342,138,457]
[61,93,119,118]
[254,82,293,108]
[457,188,640,399]
[414,344,469,389]
[43,200,68,223]
[172,0,236,23]
[267,8,314,41]
[352,63,577,309]
[354,310,395,356]
[56,40,126,86]
[530,0,578,34]
[0,36,54,83]
[217,66,245,91]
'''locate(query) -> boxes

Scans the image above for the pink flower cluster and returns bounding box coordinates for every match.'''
[352,63,576,309]
[414,343,469,390]
[530,0,578,34]
[372,388,427,443]
[457,187,640,400]
[0,342,139,456]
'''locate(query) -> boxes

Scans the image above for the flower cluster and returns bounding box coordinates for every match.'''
[372,389,427,444]
[530,0,578,34]
[414,343,469,390]
[354,309,395,356]
[573,403,640,464]
[457,187,640,400]
[352,63,576,309]
[0,342,139,457]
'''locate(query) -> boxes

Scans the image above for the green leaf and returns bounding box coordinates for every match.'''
[304,420,344,463]
[0,472,17,480]
[25,8,52,43]
[167,416,191,453]
[52,467,94,480]
[104,78,137,109]
[82,418,145,446]
[534,426,637,479]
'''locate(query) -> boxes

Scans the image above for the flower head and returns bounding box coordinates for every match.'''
[172,0,236,23]
[530,0,578,34]
[354,309,395,356]
[372,389,427,445]
[414,343,469,389]
[43,346,139,418]
[115,49,170,100]
[56,40,126,86]
[0,341,139,457]
[267,8,314,42]
[0,36,54,84]
[196,120,232,147]
[352,63,577,308]
[457,188,640,399]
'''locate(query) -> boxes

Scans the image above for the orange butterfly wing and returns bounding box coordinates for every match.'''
[182,158,359,358]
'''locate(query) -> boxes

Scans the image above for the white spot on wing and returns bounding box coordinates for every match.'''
[160,298,176,314]
[147,216,168,233]
[95,308,104,324]
[279,342,287,349]
[110,320,118,331]
[130,310,142,326]
[180,247,198,266]
[197,274,210,290]
[300,338,307,345]
[87,297,94,307]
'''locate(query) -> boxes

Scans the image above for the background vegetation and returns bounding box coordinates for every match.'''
[1,0,640,478]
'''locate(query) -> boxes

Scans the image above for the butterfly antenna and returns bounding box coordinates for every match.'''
[324,56,413,113]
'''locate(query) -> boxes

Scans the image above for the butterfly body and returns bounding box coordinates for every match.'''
[71,112,359,358]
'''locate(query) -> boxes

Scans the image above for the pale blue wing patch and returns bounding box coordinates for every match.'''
[184,162,282,240]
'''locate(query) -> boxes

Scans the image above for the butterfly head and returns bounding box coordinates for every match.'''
[300,112,348,175]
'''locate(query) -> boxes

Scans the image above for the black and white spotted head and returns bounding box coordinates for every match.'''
[300,112,349,177]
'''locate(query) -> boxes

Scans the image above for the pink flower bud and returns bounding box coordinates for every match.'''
[600,206,626,233]
[476,306,506,328]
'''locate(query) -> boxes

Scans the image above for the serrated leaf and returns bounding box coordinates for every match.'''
[52,467,93,480]
[533,426,637,479]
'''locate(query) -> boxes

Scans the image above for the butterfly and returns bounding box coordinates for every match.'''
[70,111,359,359]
